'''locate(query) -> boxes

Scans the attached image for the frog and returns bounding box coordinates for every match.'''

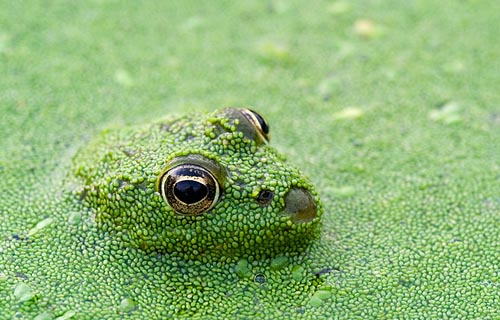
[69,107,322,261]
[0,108,333,319]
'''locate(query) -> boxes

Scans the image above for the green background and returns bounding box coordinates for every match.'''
[1,0,499,318]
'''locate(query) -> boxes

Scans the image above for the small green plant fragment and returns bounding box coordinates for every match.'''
[308,295,323,307]
[268,0,290,14]
[429,102,462,124]
[120,298,137,313]
[333,107,364,120]
[235,259,252,278]
[327,1,350,15]
[67,212,81,225]
[270,255,289,270]
[353,19,384,39]
[54,310,76,320]
[14,282,35,302]
[34,312,54,320]
[308,289,332,307]
[315,290,332,300]
[28,217,54,236]
[256,40,291,64]
[114,69,134,87]
[331,186,356,198]
[291,265,305,281]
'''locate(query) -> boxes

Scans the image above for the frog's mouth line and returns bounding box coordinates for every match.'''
[282,188,317,224]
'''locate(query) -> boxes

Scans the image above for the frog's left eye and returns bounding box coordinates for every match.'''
[240,108,270,143]
[220,108,271,145]
[158,163,222,215]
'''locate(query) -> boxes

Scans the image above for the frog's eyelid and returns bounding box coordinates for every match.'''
[240,108,270,144]
[158,155,227,186]
[218,108,270,145]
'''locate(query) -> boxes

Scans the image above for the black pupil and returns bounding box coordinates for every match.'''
[249,109,269,134]
[174,180,208,204]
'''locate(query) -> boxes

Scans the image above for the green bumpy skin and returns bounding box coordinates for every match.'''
[69,108,322,261]
[1,108,332,319]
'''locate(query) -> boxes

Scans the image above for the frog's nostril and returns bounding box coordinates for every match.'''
[283,188,317,224]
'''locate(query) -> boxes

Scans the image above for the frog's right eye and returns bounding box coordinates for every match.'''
[157,156,226,216]
[158,164,221,215]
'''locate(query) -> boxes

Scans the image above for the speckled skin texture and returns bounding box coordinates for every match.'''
[0,109,331,319]
[70,108,322,260]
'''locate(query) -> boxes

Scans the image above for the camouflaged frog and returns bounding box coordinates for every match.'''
[70,108,322,260]
[1,107,331,319]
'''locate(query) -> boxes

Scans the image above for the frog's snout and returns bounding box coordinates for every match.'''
[283,188,317,224]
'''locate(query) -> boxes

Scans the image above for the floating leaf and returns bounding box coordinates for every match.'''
[353,19,384,39]
[28,217,54,236]
[333,107,364,120]
[331,186,356,198]
[34,312,53,320]
[308,289,332,307]
[327,1,350,15]
[291,265,305,281]
[114,69,134,87]
[256,40,291,64]
[429,102,462,124]
[14,282,35,302]
[67,212,81,225]
[270,255,289,270]
[235,259,252,278]
[55,310,76,320]
[120,298,137,313]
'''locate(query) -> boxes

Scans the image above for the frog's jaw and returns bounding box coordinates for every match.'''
[84,185,322,261]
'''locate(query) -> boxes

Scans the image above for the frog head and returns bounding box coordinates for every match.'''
[71,108,323,261]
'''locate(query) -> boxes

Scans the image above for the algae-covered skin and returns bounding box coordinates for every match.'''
[69,108,322,261]
[0,108,333,319]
